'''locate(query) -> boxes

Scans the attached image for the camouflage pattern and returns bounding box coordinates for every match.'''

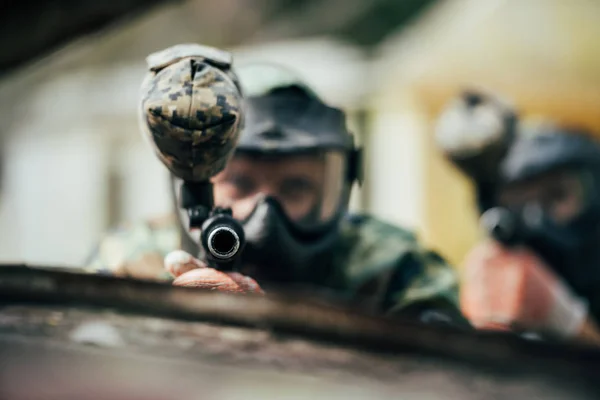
[86,213,464,321]
[140,44,244,182]
[85,215,178,281]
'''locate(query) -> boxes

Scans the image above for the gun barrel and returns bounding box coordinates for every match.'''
[207,225,241,260]
[480,207,522,246]
[201,213,246,271]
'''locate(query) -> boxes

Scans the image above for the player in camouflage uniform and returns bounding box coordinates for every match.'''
[436,90,600,344]
[86,44,469,326]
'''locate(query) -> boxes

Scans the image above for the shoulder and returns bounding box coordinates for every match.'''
[85,214,181,276]
[336,213,420,279]
[335,213,462,318]
[335,213,456,289]
[343,213,418,243]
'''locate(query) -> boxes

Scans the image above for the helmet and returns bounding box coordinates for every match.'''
[235,62,320,99]
[500,119,600,183]
[227,62,361,224]
[234,61,360,181]
[234,62,355,152]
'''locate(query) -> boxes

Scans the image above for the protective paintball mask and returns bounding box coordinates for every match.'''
[172,71,362,282]
[483,124,600,298]
[230,149,354,283]
[172,148,359,283]
[484,169,600,297]
[238,195,338,282]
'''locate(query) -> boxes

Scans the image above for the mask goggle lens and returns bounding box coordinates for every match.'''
[499,169,592,226]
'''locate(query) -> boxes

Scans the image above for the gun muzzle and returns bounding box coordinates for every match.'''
[201,212,245,271]
[207,225,241,260]
[480,207,523,247]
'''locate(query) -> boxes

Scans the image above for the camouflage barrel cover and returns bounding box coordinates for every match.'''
[140,43,244,182]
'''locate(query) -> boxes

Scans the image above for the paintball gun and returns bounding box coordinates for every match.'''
[139,43,246,271]
[435,89,518,212]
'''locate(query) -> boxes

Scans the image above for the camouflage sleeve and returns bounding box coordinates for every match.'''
[336,214,470,328]
[383,249,471,328]
[84,216,180,282]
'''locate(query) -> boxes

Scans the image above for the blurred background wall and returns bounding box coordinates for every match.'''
[0,0,599,270]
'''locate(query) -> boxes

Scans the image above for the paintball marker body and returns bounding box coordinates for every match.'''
[435,89,518,212]
[139,43,246,271]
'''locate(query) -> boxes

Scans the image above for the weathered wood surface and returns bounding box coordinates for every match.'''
[0,265,599,399]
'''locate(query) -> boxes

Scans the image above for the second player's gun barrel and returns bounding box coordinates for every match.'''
[480,207,524,247]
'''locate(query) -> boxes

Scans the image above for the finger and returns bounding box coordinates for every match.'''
[227,272,265,294]
[164,250,207,278]
[173,268,244,293]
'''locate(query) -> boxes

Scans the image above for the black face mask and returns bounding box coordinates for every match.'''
[483,204,600,299]
[527,207,600,298]
[170,171,350,283]
[238,196,340,284]
[482,127,600,303]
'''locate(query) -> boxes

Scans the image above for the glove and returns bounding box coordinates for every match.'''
[164,250,264,295]
[460,240,588,339]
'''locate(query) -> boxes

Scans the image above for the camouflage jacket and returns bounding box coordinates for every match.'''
[86,214,468,326]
